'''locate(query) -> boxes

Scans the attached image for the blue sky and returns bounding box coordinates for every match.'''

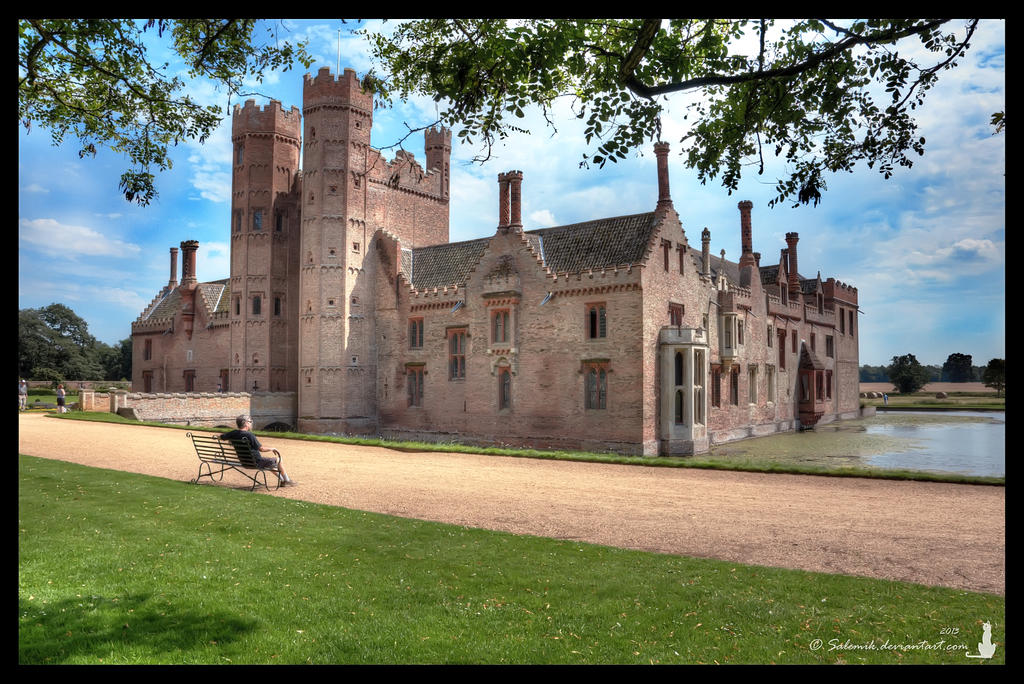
[18,19,1004,367]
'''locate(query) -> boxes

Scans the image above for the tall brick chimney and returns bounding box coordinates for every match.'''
[701,228,711,277]
[179,240,198,339]
[180,240,199,288]
[654,142,671,208]
[785,232,800,297]
[168,247,178,288]
[738,200,756,269]
[497,172,510,231]
[507,170,523,232]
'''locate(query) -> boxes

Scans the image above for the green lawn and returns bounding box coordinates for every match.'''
[19,455,1004,665]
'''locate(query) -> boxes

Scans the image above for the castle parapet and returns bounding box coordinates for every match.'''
[823,277,859,305]
[303,67,374,113]
[232,99,301,140]
[804,304,836,326]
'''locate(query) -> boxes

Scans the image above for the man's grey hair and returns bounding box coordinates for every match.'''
[236,414,252,429]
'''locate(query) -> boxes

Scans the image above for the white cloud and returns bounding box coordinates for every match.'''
[529,210,558,227]
[196,241,231,280]
[19,218,142,259]
[18,277,148,315]
[22,183,48,194]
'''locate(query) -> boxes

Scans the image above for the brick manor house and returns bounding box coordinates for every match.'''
[132,67,861,455]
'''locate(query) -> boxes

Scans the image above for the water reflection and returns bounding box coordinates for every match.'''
[865,411,1005,477]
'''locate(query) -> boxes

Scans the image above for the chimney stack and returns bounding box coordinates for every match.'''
[785,232,800,297]
[179,240,199,339]
[180,240,199,288]
[169,247,179,288]
[654,142,672,208]
[701,227,711,277]
[497,172,510,231]
[738,200,756,269]
[507,170,523,232]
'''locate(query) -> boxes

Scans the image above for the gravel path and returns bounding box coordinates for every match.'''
[18,413,1005,595]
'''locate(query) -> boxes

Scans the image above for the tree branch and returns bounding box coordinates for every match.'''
[620,19,953,98]
[618,19,661,87]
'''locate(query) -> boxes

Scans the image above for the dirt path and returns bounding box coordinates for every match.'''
[18,413,1005,595]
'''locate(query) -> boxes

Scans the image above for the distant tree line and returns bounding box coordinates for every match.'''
[860,354,995,383]
[18,303,131,384]
[860,352,1005,396]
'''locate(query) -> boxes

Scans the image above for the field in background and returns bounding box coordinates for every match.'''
[860,382,995,394]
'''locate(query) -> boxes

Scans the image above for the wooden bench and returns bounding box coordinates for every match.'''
[187,432,281,491]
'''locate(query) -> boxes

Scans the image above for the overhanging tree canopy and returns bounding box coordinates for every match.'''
[18,19,311,205]
[365,18,990,207]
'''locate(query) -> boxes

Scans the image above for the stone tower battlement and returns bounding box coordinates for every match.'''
[302,67,374,114]
[823,277,859,304]
[424,125,452,156]
[232,99,301,141]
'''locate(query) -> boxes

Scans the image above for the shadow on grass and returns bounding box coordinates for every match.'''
[18,592,258,664]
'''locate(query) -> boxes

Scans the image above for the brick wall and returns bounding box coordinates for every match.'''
[375,228,651,454]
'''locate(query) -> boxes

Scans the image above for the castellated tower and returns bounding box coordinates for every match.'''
[298,67,453,433]
[298,68,378,433]
[424,125,452,200]
[229,99,302,394]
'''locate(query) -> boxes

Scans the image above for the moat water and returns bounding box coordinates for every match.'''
[863,411,1005,477]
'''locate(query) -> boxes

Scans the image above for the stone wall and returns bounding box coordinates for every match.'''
[108,391,297,430]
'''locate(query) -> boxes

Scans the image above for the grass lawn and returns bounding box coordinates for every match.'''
[19,455,1004,665]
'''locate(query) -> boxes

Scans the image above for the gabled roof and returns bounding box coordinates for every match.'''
[405,238,492,290]
[801,276,822,295]
[142,287,181,322]
[706,253,741,285]
[402,212,660,290]
[525,212,658,274]
[799,343,827,370]
[135,280,229,326]
[760,264,781,285]
[760,263,814,290]
[198,280,229,315]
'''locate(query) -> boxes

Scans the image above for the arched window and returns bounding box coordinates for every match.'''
[584,364,608,409]
[675,390,684,424]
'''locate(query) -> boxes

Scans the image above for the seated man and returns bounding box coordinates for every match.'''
[219,414,297,487]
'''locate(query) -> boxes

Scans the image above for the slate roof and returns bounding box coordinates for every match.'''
[759,263,815,290]
[801,277,821,294]
[402,212,661,290]
[137,280,229,323]
[705,253,741,285]
[760,264,781,285]
[405,238,492,290]
[142,287,181,322]
[526,213,658,274]
[198,280,229,315]
[799,343,827,370]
